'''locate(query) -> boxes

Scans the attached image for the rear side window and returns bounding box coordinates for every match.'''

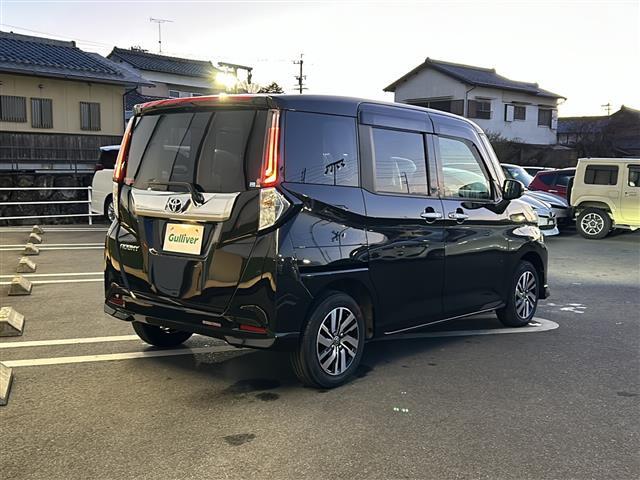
[629,166,640,187]
[537,173,554,186]
[98,150,118,169]
[128,109,265,193]
[585,165,618,185]
[284,112,358,187]
[372,128,428,195]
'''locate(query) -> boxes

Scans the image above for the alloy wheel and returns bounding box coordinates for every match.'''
[107,201,116,222]
[316,307,359,376]
[515,271,537,320]
[581,212,604,236]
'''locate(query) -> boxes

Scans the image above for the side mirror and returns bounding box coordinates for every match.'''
[503,179,524,200]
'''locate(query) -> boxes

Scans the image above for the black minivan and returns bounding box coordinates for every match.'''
[105,95,549,388]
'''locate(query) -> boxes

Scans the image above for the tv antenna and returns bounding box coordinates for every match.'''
[601,102,612,116]
[149,17,173,53]
[293,53,306,94]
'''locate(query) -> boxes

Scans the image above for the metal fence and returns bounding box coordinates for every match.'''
[0,186,97,225]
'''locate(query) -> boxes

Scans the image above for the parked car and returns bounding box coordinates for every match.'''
[570,157,640,239]
[529,168,575,199]
[457,165,557,235]
[523,166,552,177]
[90,145,118,222]
[105,95,549,388]
[501,163,572,226]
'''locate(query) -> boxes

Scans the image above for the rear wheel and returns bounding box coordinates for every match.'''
[132,321,192,348]
[577,208,611,239]
[290,292,365,388]
[497,261,539,327]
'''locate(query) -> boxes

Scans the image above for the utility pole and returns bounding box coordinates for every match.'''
[149,17,173,53]
[601,102,612,116]
[293,53,306,94]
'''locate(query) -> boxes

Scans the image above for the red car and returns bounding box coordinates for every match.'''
[529,168,575,199]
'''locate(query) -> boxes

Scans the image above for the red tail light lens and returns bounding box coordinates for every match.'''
[113,118,134,183]
[261,110,281,187]
[239,324,267,334]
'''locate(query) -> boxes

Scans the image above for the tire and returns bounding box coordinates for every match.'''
[576,207,611,239]
[132,321,192,348]
[104,195,115,222]
[290,291,365,388]
[497,261,540,327]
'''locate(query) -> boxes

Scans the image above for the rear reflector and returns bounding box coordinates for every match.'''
[109,295,125,307]
[239,324,267,334]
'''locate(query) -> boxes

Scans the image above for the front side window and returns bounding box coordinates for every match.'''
[438,136,491,200]
[284,112,358,187]
[371,128,428,195]
[628,166,640,187]
[585,165,618,186]
[80,102,101,131]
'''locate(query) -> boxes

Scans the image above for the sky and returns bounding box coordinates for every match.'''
[1,0,638,116]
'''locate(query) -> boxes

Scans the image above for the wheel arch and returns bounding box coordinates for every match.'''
[574,199,615,216]
[311,278,376,340]
[519,250,546,299]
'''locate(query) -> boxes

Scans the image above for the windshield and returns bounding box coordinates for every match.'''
[128,109,266,193]
[502,164,534,187]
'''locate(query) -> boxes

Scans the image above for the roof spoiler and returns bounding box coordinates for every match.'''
[133,94,275,115]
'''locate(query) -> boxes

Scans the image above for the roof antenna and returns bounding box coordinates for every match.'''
[149,17,173,53]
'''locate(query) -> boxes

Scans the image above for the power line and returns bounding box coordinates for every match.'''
[0,23,112,48]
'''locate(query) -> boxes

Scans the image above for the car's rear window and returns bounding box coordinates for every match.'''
[128,109,266,193]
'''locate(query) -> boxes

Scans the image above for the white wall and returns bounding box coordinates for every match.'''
[393,67,559,145]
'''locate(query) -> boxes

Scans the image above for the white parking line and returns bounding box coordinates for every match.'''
[0,335,140,349]
[0,272,102,278]
[0,278,102,285]
[2,345,238,367]
[0,228,108,233]
[0,246,103,251]
[380,318,558,341]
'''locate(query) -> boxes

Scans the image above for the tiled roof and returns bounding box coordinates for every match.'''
[124,90,167,111]
[0,31,148,86]
[384,58,565,99]
[109,47,219,78]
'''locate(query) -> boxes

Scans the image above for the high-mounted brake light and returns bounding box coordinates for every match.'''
[113,117,134,183]
[261,110,281,187]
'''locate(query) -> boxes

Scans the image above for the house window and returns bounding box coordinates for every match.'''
[419,99,464,116]
[514,105,526,120]
[80,102,101,131]
[31,98,53,129]
[538,108,552,127]
[0,95,27,122]
[168,90,180,98]
[467,100,491,119]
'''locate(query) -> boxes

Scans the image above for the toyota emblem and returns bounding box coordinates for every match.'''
[165,197,184,213]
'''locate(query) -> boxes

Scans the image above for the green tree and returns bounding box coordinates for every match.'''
[258,82,285,94]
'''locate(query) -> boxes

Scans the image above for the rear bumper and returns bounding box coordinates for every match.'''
[104,299,300,351]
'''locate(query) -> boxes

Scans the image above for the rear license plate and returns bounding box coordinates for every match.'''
[163,223,204,255]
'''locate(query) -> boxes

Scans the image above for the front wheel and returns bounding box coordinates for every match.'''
[290,292,365,388]
[576,208,611,239]
[132,321,192,348]
[104,195,115,222]
[497,261,539,327]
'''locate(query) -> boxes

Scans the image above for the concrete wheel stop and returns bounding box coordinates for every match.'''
[23,243,39,256]
[0,362,14,406]
[32,225,44,235]
[16,257,36,273]
[0,306,25,336]
[8,276,32,296]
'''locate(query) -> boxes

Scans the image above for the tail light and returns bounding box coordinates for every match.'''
[260,110,281,187]
[113,117,134,183]
[112,118,134,220]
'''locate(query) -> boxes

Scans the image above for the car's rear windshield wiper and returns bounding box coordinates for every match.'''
[147,181,205,206]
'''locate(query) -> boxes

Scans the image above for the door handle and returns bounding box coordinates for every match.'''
[625,192,638,196]
[420,211,443,221]
[448,211,469,222]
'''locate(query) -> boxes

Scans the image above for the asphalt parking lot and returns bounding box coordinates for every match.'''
[1,225,638,480]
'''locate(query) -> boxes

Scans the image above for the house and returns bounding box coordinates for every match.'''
[558,105,640,157]
[0,31,148,171]
[107,47,226,119]
[384,58,565,145]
